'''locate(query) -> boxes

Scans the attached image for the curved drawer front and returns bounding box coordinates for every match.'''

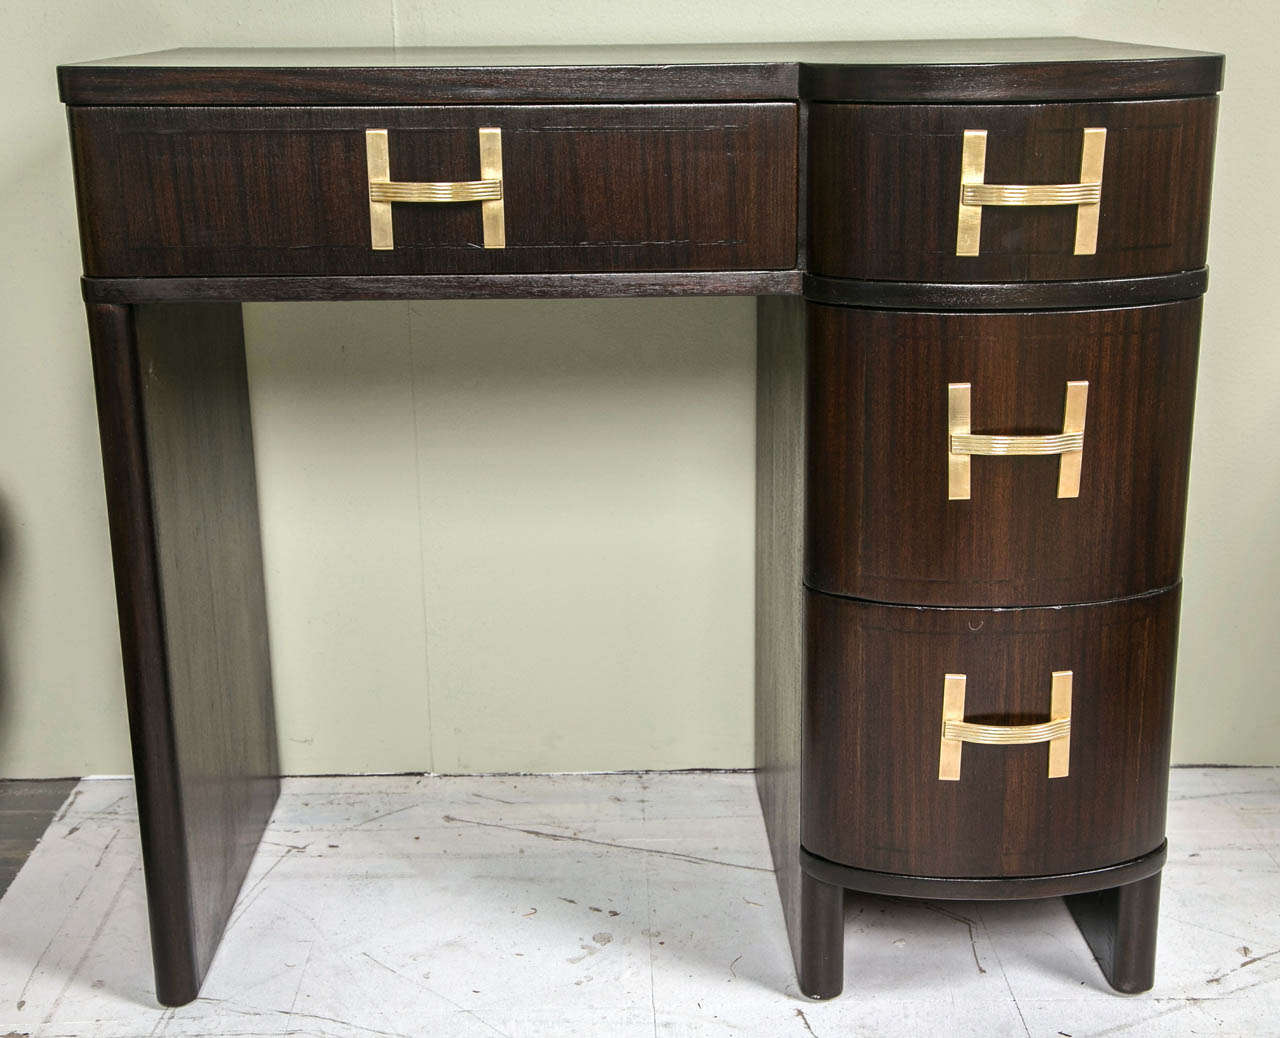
[809,97,1216,282]
[68,104,797,277]
[806,300,1200,607]
[803,587,1179,878]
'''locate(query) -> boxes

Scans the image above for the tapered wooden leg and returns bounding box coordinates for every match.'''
[798,872,845,998]
[1065,870,1162,993]
[87,302,279,1007]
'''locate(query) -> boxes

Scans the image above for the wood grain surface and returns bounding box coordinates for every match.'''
[806,300,1201,607]
[801,841,1165,900]
[809,98,1218,282]
[61,39,1223,1005]
[800,269,1207,310]
[87,302,279,1005]
[803,586,1180,878]
[69,104,797,278]
[56,39,1222,106]
[753,296,810,982]
[81,270,802,303]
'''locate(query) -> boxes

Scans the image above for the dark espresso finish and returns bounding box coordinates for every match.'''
[800,842,1167,991]
[59,52,801,107]
[798,873,844,999]
[803,587,1180,877]
[57,40,1222,107]
[59,40,1220,1005]
[809,98,1218,282]
[80,267,1207,309]
[806,301,1201,606]
[82,270,802,304]
[802,842,1167,901]
[1066,872,1163,992]
[68,104,797,278]
[86,302,278,1006]
[754,295,810,979]
[801,269,1208,310]
[799,48,1223,103]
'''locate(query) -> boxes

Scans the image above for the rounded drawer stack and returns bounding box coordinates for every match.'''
[794,60,1221,998]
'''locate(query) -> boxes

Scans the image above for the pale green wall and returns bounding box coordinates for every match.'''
[1,2,1275,777]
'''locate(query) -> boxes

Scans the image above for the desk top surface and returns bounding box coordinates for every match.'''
[58,37,1224,105]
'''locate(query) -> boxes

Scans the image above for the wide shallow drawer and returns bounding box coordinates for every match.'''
[68,104,797,277]
[803,586,1179,878]
[806,299,1200,607]
[809,97,1216,282]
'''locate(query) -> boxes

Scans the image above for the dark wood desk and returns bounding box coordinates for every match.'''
[58,39,1222,1006]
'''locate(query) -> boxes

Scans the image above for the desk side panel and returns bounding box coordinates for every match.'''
[87,302,279,1004]
[754,296,807,971]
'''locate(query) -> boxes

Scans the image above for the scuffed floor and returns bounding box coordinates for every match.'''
[0,769,1277,1037]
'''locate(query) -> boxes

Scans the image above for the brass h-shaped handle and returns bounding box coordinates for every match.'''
[948,380,1088,501]
[956,127,1106,257]
[939,671,1073,781]
[365,128,506,250]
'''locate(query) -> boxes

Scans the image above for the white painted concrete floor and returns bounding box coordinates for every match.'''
[0,769,1277,1037]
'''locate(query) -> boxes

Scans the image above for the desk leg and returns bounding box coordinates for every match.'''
[86,302,279,1006]
[755,297,842,997]
[1066,870,1162,993]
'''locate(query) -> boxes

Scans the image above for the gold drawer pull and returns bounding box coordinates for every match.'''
[365,128,505,251]
[944,717,1072,745]
[369,180,502,203]
[939,671,1072,781]
[956,127,1106,257]
[948,380,1088,501]
[950,431,1083,456]
[961,183,1101,207]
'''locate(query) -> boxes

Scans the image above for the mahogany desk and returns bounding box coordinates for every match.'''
[57,39,1222,1005]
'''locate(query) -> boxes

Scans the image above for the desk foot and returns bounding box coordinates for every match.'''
[797,873,845,999]
[87,302,280,1006]
[1066,870,1162,993]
